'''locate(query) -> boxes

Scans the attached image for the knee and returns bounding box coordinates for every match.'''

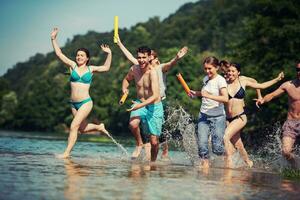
[78,127,85,133]
[151,138,159,147]
[223,134,230,143]
[234,142,243,150]
[129,122,139,130]
[70,123,80,132]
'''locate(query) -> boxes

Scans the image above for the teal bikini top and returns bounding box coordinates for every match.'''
[70,65,93,84]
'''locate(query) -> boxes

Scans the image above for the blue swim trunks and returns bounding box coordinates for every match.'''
[130,99,164,136]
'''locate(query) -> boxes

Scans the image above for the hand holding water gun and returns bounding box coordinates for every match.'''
[119,90,128,105]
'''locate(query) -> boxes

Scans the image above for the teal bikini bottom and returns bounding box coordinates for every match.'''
[70,97,92,110]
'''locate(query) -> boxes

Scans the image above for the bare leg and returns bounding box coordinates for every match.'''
[78,121,109,135]
[129,117,143,159]
[57,102,93,158]
[231,133,253,168]
[282,136,296,168]
[223,116,247,168]
[144,142,151,161]
[161,141,169,159]
[150,135,159,162]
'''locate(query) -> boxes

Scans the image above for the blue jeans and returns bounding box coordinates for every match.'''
[197,112,226,159]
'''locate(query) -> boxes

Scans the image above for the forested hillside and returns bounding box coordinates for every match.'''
[0,0,299,146]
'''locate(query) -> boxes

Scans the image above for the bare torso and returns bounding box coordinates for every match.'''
[132,65,160,103]
[283,80,300,119]
[70,83,90,101]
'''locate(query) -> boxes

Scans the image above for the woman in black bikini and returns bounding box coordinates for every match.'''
[224,63,284,168]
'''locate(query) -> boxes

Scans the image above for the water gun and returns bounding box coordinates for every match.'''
[119,92,128,105]
[176,73,191,94]
[114,16,118,43]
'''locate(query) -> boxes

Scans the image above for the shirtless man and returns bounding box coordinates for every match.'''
[257,62,300,167]
[116,34,187,160]
[122,46,163,162]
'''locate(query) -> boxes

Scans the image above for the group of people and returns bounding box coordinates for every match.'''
[189,57,284,168]
[51,28,300,169]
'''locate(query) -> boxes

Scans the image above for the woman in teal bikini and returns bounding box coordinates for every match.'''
[51,28,112,158]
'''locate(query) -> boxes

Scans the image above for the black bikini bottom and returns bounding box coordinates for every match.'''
[226,111,246,123]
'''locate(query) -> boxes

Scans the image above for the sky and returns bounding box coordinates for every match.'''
[0,0,198,75]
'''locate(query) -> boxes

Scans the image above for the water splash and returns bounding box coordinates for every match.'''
[162,106,300,171]
[250,121,300,171]
[162,105,199,164]
[106,132,129,158]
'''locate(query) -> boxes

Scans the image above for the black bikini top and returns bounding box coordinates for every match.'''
[228,79,246,99]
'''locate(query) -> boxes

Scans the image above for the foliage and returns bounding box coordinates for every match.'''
[1,0,299,146]
[281,168,300,180]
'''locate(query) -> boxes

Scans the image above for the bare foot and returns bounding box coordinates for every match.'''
[131,145,143,160]
[199,159,210,169]
[143,164,151,171]
[98,123,109,135]
[202,160,210,169]
[161,153,170,161]
[56,153,70,159]
[161,148,169,160]
[246,159,253,168]
[144,143,151,161]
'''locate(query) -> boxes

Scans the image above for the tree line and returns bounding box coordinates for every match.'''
[0,0,299,148]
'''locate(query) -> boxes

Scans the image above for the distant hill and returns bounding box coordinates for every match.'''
[1,0,299,148]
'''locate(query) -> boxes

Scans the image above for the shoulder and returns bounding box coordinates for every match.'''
[217,75,227,84]
[203,75,209,82]
[157,64,163,70]
[217,74,226,81]
[214,75,227,89]
[280,80,292,89]
[239,75,249,81]
[70,62,77,70]
[130,65,139,72]
[87,65,93,71]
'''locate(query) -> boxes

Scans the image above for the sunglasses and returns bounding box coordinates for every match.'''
[296,68,300,72]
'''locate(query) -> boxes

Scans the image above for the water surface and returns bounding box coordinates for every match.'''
[0,131,299,200]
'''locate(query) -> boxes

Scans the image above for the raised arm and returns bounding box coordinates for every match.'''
[90,44,112,73]
[116,34,138,65]
[246,72,284,89]
[241,76,262,99]
[257,82,286,105]
[161,46,188,73]
[51,28,76,68]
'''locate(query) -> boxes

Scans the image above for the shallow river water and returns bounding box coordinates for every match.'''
[0,131,299,200]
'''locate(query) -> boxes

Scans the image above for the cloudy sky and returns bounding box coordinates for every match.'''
[0,0,198,75]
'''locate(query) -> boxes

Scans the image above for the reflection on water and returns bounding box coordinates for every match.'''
[1,131,300,200]
[64,159,91,200]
